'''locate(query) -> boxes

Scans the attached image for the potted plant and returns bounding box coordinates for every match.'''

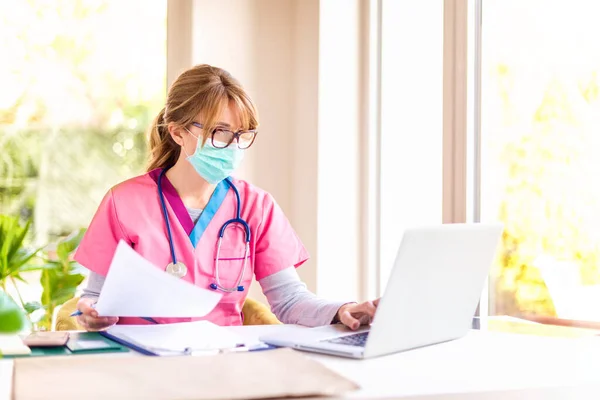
[0,214,43,328]
[0,214,87,331]
[37,229,86,331]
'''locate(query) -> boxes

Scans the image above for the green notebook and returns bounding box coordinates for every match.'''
[2,332,129,359]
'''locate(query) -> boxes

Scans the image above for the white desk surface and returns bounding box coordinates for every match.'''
[3,325,600,399]
[229,325,600,398]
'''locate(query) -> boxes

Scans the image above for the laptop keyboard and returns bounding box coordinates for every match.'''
[323,331,369,347]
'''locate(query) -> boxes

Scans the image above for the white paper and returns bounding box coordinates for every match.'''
[0,359,14,400]
[0,334,30,355]
[107,321,245,355]
[95,241,222,317]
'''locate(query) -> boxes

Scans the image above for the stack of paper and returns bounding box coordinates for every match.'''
[104,321,247,356]
[94,241,222,318]
[0,334,31,356]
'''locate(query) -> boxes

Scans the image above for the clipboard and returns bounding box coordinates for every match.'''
[99,321,277,356]
[99,330,277,356]
[99,331,158,356]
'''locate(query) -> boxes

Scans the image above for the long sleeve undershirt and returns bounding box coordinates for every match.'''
[82,266,345,327]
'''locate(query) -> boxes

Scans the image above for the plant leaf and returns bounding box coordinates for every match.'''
[0,216,17,280]
[6,219,31,263]
[53,274,86,305]
[19,262,51,272]
[40,269,84,316]
[8,246,44,275]
[0,291,28,333]
[23,301,42,314]
[40,269,53,311]
[56,228,86,262]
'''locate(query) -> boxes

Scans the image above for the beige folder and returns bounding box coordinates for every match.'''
[13,348,358,400]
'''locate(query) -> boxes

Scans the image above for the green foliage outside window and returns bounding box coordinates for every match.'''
[0,0,165,324]
[492,65,600,317]
[0,0,165,241]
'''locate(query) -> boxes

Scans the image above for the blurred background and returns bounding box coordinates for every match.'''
[1,0,600,329]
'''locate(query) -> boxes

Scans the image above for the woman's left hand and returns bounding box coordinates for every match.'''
[336,299,380,330]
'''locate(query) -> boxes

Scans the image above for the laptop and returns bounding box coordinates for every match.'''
[260,223,503,359]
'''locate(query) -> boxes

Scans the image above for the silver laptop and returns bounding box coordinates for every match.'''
[260,223,503,359]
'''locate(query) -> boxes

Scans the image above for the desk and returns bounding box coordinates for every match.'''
[230,324,600,399]
[3,320,600,399]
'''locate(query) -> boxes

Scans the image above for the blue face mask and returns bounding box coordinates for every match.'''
[184,129,244,184]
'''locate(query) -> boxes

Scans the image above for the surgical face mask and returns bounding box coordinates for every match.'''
[183,128,244,184]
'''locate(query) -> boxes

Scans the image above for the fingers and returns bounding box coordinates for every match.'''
[77,298,98,318]
[340,300,379,329]
[358,301,377,325]
[76,298,118,331]
[88,317,119,331]
[350,301,376,320]
[78,315,119,332]
[339,309,361,330]
[337,298,382,330]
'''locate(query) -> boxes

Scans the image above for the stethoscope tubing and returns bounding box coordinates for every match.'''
[158,167,251,292]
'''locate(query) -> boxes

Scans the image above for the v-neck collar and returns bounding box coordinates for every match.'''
[149,168,231,248]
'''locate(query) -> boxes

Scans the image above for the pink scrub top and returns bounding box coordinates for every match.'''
[74,169,309,326]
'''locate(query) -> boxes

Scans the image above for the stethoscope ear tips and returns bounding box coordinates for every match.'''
[237,286,245,292]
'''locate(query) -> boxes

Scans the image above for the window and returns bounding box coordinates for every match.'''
[0,0,166,310]
[474,0,600,320]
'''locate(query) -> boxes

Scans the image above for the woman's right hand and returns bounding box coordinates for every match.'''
[76,297,119,331]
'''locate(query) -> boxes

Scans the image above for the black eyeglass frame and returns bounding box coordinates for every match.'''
[190,122,258,149]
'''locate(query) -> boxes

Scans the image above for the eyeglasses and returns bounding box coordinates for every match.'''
[191,122,257,149]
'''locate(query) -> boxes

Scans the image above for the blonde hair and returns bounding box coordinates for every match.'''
[147,64,259,171]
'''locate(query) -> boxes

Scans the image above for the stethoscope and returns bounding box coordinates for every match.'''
[157,168,251,292]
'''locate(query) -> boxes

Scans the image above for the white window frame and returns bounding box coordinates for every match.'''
[365,0,469,299]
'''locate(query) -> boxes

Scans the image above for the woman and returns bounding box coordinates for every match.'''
[75,64,379,331]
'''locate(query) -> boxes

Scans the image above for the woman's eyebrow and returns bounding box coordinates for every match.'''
[215,122,231,127]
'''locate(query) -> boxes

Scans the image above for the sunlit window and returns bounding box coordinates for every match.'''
[0,0,166,242]
[0,0,166,328]
[479,0,600,320]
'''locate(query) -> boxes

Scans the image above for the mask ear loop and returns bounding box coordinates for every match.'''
[183,127,202,158]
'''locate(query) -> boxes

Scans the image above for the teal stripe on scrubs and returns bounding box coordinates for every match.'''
[188,179,230,248]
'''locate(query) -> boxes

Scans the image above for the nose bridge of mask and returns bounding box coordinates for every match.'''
[212,139,230,148]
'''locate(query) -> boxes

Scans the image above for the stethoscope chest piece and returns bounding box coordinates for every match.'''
[166,261,187,279]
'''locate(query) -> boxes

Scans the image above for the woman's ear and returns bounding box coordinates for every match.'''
[167,122,185,146]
